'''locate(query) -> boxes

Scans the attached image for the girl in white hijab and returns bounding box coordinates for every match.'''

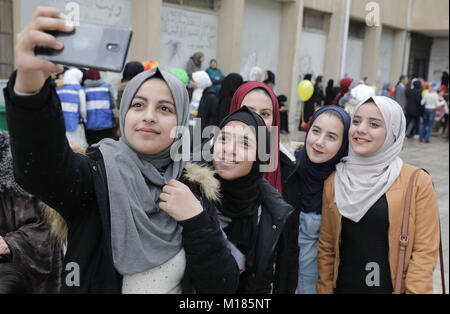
[317,96,440,294]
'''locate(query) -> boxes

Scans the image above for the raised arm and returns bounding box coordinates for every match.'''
[4,6,95,223]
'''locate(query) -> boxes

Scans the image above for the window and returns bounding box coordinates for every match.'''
[163,0,221,11]
[303,9,329,33]
[0,0,14,79]
[348,20,365,39]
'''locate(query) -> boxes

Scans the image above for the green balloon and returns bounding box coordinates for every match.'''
[169,68,189,86]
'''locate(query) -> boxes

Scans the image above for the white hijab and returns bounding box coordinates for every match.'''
[334,96,406,223]
[62,68,83,85]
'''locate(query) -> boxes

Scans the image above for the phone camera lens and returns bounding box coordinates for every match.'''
[106,43,119,52]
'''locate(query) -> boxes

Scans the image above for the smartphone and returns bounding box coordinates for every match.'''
[35,22,133,72]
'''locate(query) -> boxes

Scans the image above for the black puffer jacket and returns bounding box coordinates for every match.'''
[4,71,239,294]
[273,151,302,294]
[197,86,219,134]
[233,178,294,294]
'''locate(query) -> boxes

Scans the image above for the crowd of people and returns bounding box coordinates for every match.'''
[298,73,449,143]
[0,6,446,295]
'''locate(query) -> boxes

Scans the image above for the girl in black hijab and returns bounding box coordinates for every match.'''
[209,106,293,293]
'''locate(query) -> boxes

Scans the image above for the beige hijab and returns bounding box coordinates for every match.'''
[334,96,406,223]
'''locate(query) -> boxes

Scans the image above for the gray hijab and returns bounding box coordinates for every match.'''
[93,67,190,275]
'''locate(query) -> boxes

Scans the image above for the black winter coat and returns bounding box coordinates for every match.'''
[4,71,239,294]
[406,81,423,117]
[197,86,219,134]
[273,151,302,294]
[234,178,294,294]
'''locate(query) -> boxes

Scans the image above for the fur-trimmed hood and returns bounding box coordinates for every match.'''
[183,162,221,203]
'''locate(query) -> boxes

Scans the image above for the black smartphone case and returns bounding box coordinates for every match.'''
[35,23,133,72]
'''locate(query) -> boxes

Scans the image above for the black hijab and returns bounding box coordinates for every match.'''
[295,106,351,214]
[121,61,145,83]
[217,73,244,123]
[214,106,269,270]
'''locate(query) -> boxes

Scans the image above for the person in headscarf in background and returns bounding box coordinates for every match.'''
[188,71,212,133]
[247,66,265,82]
[332,77,353,107]
[313,75,324,108]
[83,69,116,145]
[324,79,339,107]
[186,52,205,80]
[381,83,393,98]
[263,70,276,90]
[405,78,423,139]
[205,59,225,94]
[277,94,289,134]
[56,67,88,150]
[300,74,315,129]
[117,61,145,110]
[5,8,239,293]
[217,73,244,124]
[339,79,375,116]
[317,96,439,294]
[197,76,220,135]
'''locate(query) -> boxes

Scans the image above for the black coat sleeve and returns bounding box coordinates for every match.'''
[4,71,96,226]
[179,199,240,294]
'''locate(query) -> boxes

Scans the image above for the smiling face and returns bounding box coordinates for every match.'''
[212,120,257,181]
[349,101,387,157]
[241,89,274,131]
[305,112,344,164]
[124,78,178,155]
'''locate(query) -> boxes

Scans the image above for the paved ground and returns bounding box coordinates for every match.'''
[281,128,449,294]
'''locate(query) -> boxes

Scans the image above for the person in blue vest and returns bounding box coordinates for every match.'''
[56,67,88,149]
[84,69,116,146]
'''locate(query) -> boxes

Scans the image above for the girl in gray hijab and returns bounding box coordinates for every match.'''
[6,13,239,293]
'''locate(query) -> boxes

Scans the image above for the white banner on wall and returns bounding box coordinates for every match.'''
[160,5,218,71]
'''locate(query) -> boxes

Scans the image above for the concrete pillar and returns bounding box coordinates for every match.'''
[217,0,245,74]
[361,24,382,86]
[276,0,303,133]
[129,0,162,62]
[12,0,21,68]
[323,0,347,83]
[390,29,407,84]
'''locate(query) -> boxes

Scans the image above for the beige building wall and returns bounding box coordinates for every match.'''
[217,0,245,74]
[410,0,449,31]
[12,0,21,68]
[129,0,162,63]
[322,0,347,83]
[276,0,303,132]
